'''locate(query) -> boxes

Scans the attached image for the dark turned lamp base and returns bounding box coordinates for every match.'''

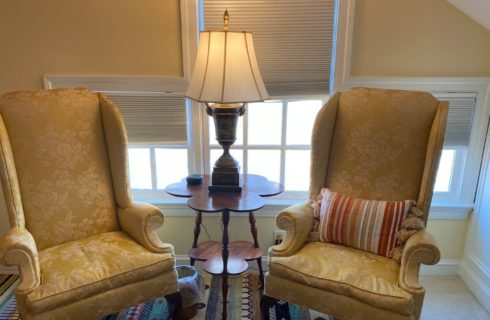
[208,185,242,193]
[207,104,245,194]
[209,166,242,193]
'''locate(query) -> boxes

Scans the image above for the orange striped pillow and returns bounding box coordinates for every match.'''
[318,188,415,257]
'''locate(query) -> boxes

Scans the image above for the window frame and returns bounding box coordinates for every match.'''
[206,96,328,199]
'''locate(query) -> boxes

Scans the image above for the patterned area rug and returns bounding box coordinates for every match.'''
[0,273,333,319]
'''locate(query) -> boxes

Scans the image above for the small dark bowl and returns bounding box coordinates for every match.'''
[186,174,203,185]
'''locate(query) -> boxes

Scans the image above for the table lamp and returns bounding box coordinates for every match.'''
[185,10,269,193]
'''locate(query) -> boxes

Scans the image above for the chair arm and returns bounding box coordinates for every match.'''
[0,227,41,294]
[399,230,440,294]
[269,203,313,257]
[118,202,174,254]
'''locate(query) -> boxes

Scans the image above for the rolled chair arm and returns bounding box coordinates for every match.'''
[399,230,440,294]
[0,227,41,294]
[118,202,174,254]
[269,203,313,257]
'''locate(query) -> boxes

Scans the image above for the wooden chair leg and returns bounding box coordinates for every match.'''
[260,294,278,320]
[165,291,183,320]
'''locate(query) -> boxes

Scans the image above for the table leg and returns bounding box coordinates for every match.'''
[249,211,264,285]
[190,211,202,266]
[249,211,259,248]
[221,209,230,320]
[257,256,264,287]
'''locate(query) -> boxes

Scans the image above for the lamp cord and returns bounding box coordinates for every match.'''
[201,222,211,241]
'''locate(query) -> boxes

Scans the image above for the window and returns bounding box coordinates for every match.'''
[128,146,188,198]
[103,92,189,198]
[202,0,337,97]
[432,93,476,203]
[433,148,466,202]
[434,149,457,193]
[208,98,326,196]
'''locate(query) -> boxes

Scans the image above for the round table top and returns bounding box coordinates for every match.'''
[164,174,283,213]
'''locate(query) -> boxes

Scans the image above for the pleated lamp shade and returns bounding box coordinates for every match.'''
[185,31,269,104]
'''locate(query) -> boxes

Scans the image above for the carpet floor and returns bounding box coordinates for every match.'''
[0,273,333,320]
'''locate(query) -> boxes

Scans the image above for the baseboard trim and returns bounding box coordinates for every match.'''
[459,255,490,312]
[420,259,461,276]
[176,255,192,265]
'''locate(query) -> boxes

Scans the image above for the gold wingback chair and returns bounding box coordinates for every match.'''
[262,88,448,320]
[0,88,180,320]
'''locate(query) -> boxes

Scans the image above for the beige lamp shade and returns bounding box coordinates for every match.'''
[185,31,269,104]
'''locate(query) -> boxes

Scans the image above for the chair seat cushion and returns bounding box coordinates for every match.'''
[269,242,413,315]
[26,231,175,314]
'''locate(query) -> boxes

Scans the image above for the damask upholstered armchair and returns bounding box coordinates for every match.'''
[0,88,180,320]
[262,88,448,320]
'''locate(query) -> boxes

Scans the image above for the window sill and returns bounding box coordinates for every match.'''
[429,203,473,220]
[134,198,473,220]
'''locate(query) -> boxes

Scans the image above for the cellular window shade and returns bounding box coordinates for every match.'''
[433,93,476,147]
[203,0,336,97]
[104,93,187,144]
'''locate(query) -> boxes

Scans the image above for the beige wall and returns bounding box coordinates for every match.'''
[427,219,468,261]
[0,0,183,94]
[351,0,490,77]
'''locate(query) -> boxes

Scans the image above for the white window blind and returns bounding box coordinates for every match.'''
[104,92,187,144]
[433,93,476,147]
[203,0,337,97]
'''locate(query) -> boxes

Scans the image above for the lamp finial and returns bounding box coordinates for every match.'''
[223,9,229,30]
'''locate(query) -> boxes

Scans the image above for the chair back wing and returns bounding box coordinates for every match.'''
[99,94,132,208]
[310,87,448,221]
[0,88,119,250]
[0,115,25,229]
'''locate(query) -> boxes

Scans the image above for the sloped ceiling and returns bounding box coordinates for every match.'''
[447,0,490,31]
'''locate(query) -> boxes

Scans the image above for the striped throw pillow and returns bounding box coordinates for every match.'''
[318,188,415,257]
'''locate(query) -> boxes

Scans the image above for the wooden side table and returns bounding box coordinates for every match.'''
[165,174,283,319]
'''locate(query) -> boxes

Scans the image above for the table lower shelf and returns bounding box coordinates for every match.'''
[188,240,262,276]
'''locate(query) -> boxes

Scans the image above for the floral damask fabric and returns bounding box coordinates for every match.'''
[26,231,175,314]
[323,87,439,202]
[0,89,119,249]
[269,241,413,315]
[0,88,180,319]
